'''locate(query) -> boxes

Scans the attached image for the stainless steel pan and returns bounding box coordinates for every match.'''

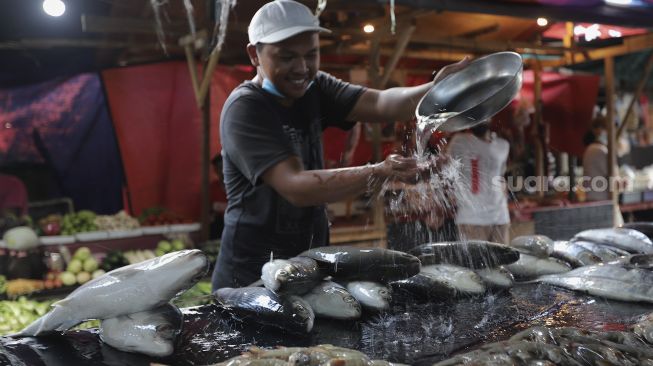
[416,51,523,133]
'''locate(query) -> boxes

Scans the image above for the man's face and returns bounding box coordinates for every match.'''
[250,32,320,100]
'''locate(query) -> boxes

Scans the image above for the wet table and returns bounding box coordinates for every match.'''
[1,283,652,366]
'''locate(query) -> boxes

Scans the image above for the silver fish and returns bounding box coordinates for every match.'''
[573,228,653,254]
[100,303,182,357]
[621,222,653,241]
[261,256,324,295]
[421,264,486,294]
[551,240,602,267]
[633,312,653,344]
[409,241,520,269]
[536,263,653,303]
[299,246,420,282]
[302,281,361,320]
[214,286,314,333]
[344,281,392,311]
[475,266,514,289]
[571,239,630,262]
[17,250,208,336]
[510,235,553,258]
[504,253,571,280]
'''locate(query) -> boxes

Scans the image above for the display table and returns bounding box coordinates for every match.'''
[1,284,651,366]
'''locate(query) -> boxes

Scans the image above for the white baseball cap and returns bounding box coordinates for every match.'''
[248,0,331,45]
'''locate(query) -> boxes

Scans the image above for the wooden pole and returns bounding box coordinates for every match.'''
[533,61,544,198]
[563,22,574,65]
[616,51,653,139]
[200,84,211,242]
[604,57,619,225]
[379,25,415,88]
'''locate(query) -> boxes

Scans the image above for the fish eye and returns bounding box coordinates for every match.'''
[277,269,289,279]
[379,289,388,296]
[345,296,356,303]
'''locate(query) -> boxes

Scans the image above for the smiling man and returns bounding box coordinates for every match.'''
[212,0,469,290]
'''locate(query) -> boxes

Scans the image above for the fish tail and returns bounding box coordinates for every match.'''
[13,316,46,337]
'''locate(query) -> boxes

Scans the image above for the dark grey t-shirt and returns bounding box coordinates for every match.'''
[219,71,365,267]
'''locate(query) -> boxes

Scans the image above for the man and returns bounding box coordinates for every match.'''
[447,122,510,245]
[212,0,469,289]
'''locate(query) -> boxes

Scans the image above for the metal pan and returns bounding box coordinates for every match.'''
[416,51,523,133]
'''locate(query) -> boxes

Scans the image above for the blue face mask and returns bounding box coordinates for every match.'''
[262,78,315,99]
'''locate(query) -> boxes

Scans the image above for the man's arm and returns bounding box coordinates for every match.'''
[346,57,470,123]
[262,154,420,207]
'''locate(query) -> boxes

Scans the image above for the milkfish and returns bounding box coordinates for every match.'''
[536,263,653,303]
[617,254,653,269]
[214,286,314,333]
[408,241,520,269]
[344,281,392,311]
[571,239,630,262]
[299,246,420,282]
[261,256,324,295]
[573,228,653,254]
[16,250,209,337]
[100,303,182,357]
[475,266,514,290]
[550,240,602,268]
[390,268,485,302]
[302,281,361,320]
[504,253,571,280]
[622,222,653,241]
[510,235,553,258]
[420,264,486,294]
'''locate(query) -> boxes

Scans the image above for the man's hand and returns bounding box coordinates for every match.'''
[432,56,471,86]
[377,154,420,183]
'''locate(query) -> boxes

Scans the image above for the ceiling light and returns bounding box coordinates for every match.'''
[43,0,66,17]
[363,24,375,33]
[605,0,632,5]
[608,29,622,37]
[536,18,548,27]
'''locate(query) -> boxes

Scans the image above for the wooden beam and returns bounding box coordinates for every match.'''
[557,33,653,66]
[81,14,188,36]
[456,23,500,39]
[533,61,544,198]
[0,38,179,51]
[563,22,574,65]
[379,25,416,88]
[616,51,653,140]
[604,57,618,223]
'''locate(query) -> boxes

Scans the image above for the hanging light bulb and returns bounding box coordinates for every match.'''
[536,17,548,27]
[363,24,375,33]
[43,0,66,17]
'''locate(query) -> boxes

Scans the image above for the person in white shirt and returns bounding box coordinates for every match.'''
[582,116,612,202]
[447,122,510,244]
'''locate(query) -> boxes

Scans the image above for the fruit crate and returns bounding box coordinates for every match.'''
[28,198,74,224]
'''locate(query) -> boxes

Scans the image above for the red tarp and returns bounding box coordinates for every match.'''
[520,70,600,157]
[102,62,252,219]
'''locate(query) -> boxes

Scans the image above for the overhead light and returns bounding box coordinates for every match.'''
[575,24,602,42]
[536,17,548,27]
[605,0,632,5]
[363,24,375,33]
[43,0,66,17]
[608,29,622,37]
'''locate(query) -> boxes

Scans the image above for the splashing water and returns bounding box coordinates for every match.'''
[316,0,327,17]
[183,0,196,39]
[150,0,169,54]
[213,0,238,54]
[415,111,459,157]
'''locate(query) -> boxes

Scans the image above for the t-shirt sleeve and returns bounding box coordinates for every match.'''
[221,93,295,185]
[315,71,366,130]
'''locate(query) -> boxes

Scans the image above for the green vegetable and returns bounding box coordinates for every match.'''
[0,297,56,335]
[60,271,76,286]
[83,258,98,272]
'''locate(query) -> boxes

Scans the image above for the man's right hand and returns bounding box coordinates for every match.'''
[377,154,420,183]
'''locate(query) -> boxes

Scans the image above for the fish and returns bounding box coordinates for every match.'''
[344,281,392,311]
[261,256,324,295]
[616,254,653,269]
[420,264,486,294]
[571,239,630,262]
[504,253,571,280]
[408,241,520,269]
[99,303,183,357]
[298,246,420,282]
[535,263,653,303]
[214,286,314,333]
[302,281,361,320]
[550,240,602,267]
[621,222,653,241]
[475,266,514,290]
[633,312,653,344]
[510,235,553,258]
[573,228,653,254]
[432,340,579,366]
[16,250,209,337]
[390,266,485,302]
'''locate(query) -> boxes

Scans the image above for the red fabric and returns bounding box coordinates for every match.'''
[102,62,252,219]
[519,70,600,157]
[0,174,28,215]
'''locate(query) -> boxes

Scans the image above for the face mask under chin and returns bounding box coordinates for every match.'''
[261,78,315,99]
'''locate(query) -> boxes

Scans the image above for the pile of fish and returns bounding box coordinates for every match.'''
[433,311,653,365]
[211,344,405,366]
[13,250,210,357]
[214,243,523,333]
